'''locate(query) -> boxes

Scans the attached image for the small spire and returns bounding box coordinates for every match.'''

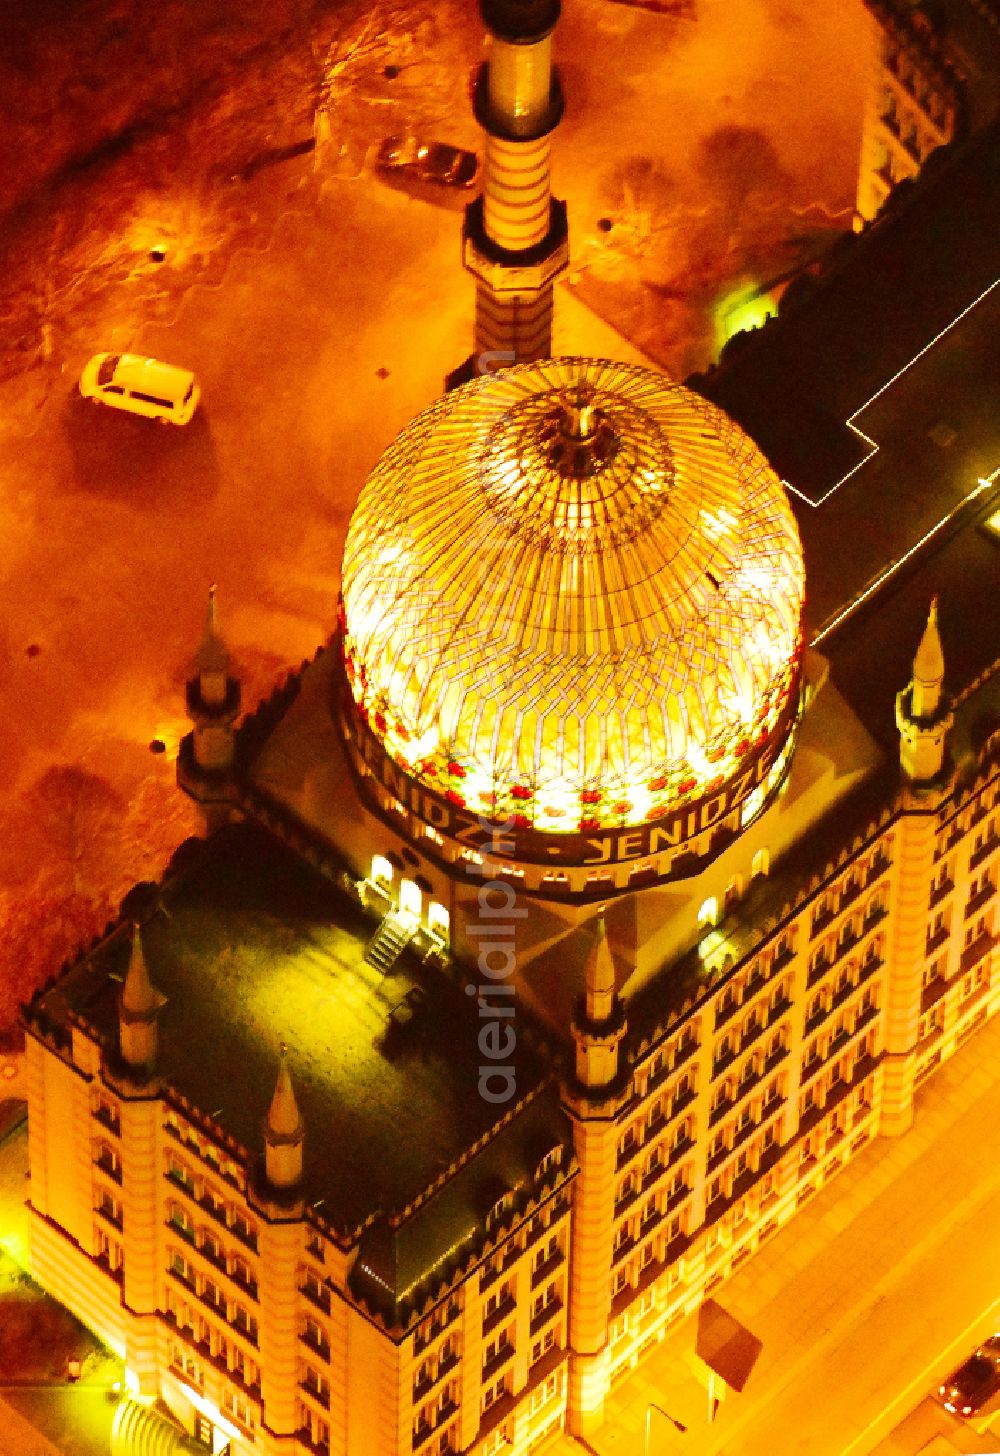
[122,924,166,1019]
[914,596,944,684]
[267,1044,303,1139]
[196,584,229,676]
[119,924,166,1072]
[584,914,616,1002]
[265,1044,304,1191]
[560,385,597,440]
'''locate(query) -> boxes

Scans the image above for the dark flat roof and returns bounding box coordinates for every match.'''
[33,823,564,1248]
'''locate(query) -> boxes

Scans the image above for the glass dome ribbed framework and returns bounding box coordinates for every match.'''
[340,358,804,834]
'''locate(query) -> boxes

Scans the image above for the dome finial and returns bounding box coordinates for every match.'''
[561,385,597,440]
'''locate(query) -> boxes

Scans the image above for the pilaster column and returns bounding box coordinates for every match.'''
[257,1213,303,1442]
[881,794,942,1134]
[119,1091,161,1394]
[563,1100,618,1436]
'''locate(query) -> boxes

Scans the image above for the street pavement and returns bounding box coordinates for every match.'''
[0,1387,118,1456]
[551,1011,1000,1456]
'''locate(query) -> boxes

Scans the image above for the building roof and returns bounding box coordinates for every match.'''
[693,115,1000,507]
[27,824,568,1267]
[341,357,804,836]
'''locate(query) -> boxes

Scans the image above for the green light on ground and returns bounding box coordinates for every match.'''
[715,283,775,353]
[0,1230,29,1272]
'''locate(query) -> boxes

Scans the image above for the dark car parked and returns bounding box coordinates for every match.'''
[938,1335,1000,1416]
[376,135,479,188]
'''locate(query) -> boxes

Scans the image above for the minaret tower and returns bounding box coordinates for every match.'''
[178,585,241,831]
[457,0,569,379]
[563,916,629,1437]
[884,599,955,1137]
[118,924,166,1074]
[255,1048,307,1443]
[114,924,167,1398]
[895,597,953,783]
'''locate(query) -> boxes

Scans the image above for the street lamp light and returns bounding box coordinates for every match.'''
[644,1401,687,1454]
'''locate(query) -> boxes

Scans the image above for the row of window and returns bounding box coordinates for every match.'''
[166,1303,260,1390]
[166,1153,258,1249]
[167,1249,259,1344]
[165,1110,245,1190]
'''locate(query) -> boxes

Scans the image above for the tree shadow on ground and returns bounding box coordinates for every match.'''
[0,1250,117,1384]
[60,390,221,508]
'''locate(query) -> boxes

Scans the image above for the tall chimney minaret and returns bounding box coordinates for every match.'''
[455,0,569,380]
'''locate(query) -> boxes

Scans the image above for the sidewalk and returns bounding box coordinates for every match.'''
[552,1013,1000,1456]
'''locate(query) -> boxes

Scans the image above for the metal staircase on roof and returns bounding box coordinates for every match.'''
[364,912,416,976]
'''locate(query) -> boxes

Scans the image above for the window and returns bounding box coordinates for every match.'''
[302,1363,330,1404]
[718,984,738,1018]
[699,896,718,928]
[222,1388,254,1428]
[483,1278,515,1322]
[486,1191,515,1228]
[483,1375,508,1412]
[96,1142,122,1182]
[531,1327,557,1365]
[95,1227,123,1272]
[618,1123,639,1160]
[533,1233,560,1270]
[169,1249,194,1284]
[529,1373,559,1413]
[613,1222,632,1254]
[201,1230,222,1263]
[536,1145,562,1180]
[96,1189,121,1226]
[97,354,120,387]
[616,1171,638,1206]
[231,1212,257,1249]
[303,1317,330,1358]
[483,1329,514,1368]
[93,1093,120,1134]
[131,390,173,409]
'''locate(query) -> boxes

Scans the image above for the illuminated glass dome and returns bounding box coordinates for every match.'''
[340,358,804,838]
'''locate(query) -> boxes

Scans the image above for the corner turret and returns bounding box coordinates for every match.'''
[118,924,166,1073]
[264,1046,305,1192]
[571,915,627,1092]
[896,597,953,784]
[178,585,241,831]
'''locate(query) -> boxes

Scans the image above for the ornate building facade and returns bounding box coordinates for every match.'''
[21,344,1000,1456]
[856,0,1000,222]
